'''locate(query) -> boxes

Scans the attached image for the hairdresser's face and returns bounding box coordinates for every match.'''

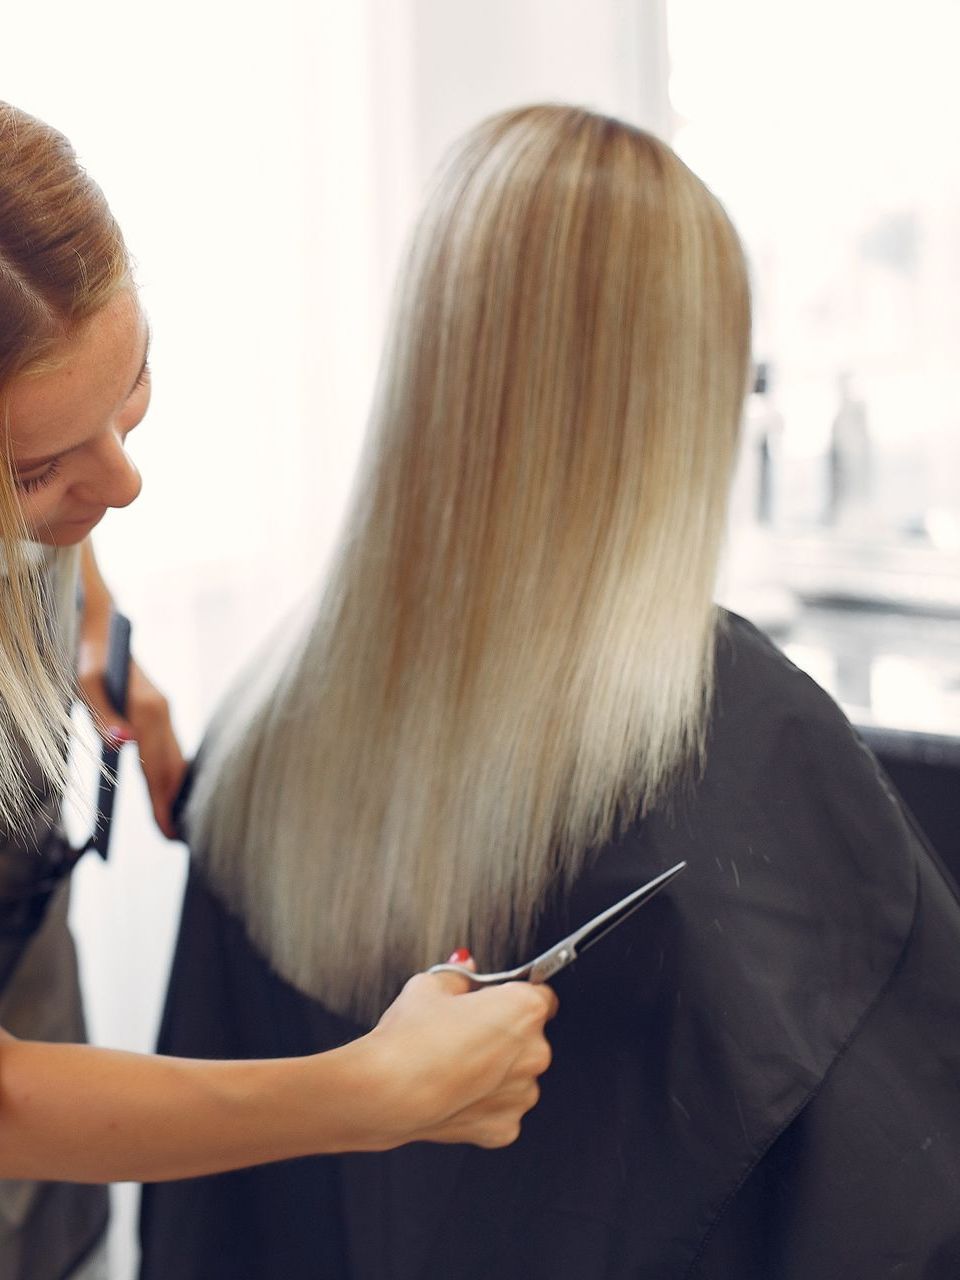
[5,289,149,546]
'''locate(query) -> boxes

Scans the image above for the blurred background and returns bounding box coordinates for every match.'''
[3,1,959,1273]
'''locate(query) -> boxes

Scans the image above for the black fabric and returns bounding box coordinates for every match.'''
[136,865,353,1280]
[875,752,960,889]
[2,1180,108,1280]
[138,613,960,1279]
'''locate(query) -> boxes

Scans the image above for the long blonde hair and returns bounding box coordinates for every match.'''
[0,102,130,829]
[189,105,752,1021]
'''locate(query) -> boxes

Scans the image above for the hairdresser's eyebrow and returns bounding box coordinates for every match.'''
[14,328,151,474]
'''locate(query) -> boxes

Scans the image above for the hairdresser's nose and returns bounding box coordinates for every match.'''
[79,433,143,509]
[108,453,143,509]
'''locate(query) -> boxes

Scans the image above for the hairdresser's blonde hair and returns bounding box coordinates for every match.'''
[0,102,129,829]
[189,105,752,1021]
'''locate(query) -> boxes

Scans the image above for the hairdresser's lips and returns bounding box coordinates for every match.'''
[27,509,108,547]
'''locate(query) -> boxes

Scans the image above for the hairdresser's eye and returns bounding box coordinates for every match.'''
[15,458,62,494]
[128,359,152,403]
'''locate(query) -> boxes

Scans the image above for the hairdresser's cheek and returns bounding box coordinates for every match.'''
[17,490,63,542]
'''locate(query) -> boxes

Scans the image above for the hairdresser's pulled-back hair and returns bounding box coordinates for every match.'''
[0,101,130,827]
[190,104,752,1021]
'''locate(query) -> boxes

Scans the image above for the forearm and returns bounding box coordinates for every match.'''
[0,968,556,1181]
[0,1030,387,1183]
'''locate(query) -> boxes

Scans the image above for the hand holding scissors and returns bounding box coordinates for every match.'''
[429,861,686,988]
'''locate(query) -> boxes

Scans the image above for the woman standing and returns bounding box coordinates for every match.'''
[0,101,555,1280]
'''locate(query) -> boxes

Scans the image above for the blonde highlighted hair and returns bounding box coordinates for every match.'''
[0,102,129,829]
[189,105,752,1021]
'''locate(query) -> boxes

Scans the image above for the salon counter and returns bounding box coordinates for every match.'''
[764,601,960,886]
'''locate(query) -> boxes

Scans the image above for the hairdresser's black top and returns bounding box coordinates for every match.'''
[139,612,960,1280]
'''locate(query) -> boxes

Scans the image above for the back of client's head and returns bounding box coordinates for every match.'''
[189,104,752,1021]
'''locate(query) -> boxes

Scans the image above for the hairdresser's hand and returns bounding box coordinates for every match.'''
[77,635,187,841]
[357,957,557,1151]
[77,539,187,839]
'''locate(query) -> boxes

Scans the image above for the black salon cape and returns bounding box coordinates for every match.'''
[139,613,960,1280]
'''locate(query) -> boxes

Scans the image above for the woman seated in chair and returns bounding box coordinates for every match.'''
[140,104,960,1280]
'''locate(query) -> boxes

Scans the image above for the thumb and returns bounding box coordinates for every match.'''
[426,949,476,996]
[78,681,136,745]
[94,709,137,748]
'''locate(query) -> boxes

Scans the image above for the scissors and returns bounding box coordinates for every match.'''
[428,860,686,987]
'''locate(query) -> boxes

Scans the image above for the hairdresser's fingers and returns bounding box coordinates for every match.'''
[124,661,187,840]
[418,959,557,1024]
[415,1077,544,1148]
[141,743,187,839]
[475,978,557,1032]
[77,665,183,838]
[509,979,558,1022]
[372,961,556,1150]
[423,950,477,995]
[135,725,187,840]
[76,665,136,742]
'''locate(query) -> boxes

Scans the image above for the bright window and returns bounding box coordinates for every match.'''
[668,0,960,552]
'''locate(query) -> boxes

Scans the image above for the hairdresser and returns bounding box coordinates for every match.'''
[0,101,555,1280]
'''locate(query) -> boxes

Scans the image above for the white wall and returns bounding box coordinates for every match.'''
[368,0,669,288]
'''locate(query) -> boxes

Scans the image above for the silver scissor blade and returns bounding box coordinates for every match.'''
[573,861,686,957]
[427,861,687,987]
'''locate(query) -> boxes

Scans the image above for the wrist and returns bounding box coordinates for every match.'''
[320,1032,420,1153]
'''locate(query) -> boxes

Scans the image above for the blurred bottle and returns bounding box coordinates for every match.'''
[750,361,784,527]
[726,361,783,534]
[718,360,796,633]
[825,371,872,529]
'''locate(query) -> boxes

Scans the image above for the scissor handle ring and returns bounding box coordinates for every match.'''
[425,962,533,987]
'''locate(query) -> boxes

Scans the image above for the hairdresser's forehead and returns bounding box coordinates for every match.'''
[6,289,146,462]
